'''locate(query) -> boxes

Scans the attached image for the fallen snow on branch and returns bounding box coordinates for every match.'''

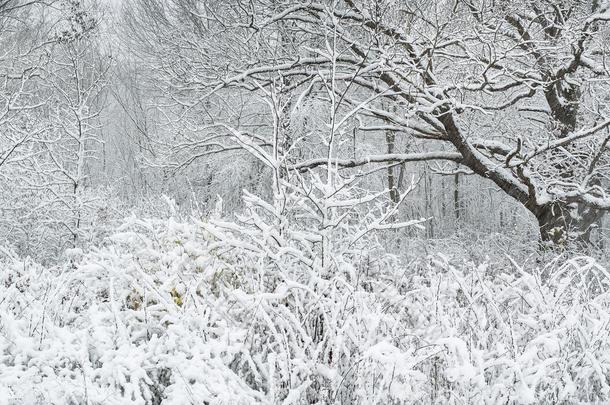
[1,216,610,404]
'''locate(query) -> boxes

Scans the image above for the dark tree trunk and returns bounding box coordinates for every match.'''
[535,203,569,244]
[534,202,605,245]
[435,84,606,248]
[454,171,460,221]
[385,129,400,203]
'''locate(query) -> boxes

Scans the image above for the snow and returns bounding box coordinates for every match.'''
[1,214,609,404]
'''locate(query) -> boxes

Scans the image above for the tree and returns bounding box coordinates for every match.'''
[0,1,60,257]
[125,0,610,246]
[45,17,110,246]
[0,0,110,259]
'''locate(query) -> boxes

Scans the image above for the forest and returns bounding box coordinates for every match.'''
[0,0,609,403]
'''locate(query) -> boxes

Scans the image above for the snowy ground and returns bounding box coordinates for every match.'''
[1,215,609,404]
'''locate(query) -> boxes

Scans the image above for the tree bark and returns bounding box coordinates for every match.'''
[534,202,605,245]
[454,171,460,221]
[534,203,569,244]
[385,129,400,204]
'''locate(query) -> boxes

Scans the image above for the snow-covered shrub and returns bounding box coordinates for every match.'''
[2,98,609,403]
[2,201,610,404]
[0,216,267,404]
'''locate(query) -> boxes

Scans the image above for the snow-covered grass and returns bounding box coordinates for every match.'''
[1,213,610,404]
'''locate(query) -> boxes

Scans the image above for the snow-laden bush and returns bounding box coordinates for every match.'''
[1,119,608,403]
[1,204,610,403]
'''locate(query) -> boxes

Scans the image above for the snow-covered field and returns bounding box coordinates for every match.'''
[2,215,609,404]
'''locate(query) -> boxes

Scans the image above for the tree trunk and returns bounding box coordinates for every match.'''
[535,203,569,244]
[534,202,605,245]
[385,129,400,204]
[454,170,460,221]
